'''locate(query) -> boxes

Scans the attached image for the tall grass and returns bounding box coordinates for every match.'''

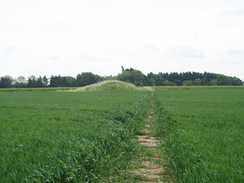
[0,91,151,182]
[155,88,244,182]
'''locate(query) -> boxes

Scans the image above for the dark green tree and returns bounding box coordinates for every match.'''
[230,77,243,85]
[76,72,101,86]
[216,74,231,85]
[49,76,68,87]
[147,72,164,86]
[117,68,147,86]
[42,76,49,87]
[65,76,76,87]
[0,76,13,88]
[27,76,46,87]
[36,76,44,87]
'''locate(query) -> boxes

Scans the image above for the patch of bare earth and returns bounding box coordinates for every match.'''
[132,112,166,183]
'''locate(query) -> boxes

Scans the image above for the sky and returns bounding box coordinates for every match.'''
[0,0,244,80]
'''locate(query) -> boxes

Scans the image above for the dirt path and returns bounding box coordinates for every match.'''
[132,109,166,182]
[106,98,170,183]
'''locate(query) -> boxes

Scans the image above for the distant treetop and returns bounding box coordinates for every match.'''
[0,68,243,88]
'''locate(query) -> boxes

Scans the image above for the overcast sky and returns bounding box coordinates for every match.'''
[0,0,244,80]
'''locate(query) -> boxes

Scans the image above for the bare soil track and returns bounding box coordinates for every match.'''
[133,110,166,183]
[105,98,172,183]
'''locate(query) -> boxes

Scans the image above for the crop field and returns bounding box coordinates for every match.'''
[0,90,151,182]
[0,83,243,183]
[155,88,244,182]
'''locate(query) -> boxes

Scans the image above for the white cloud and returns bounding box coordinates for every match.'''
[226,49,244,55]
[143,45,162,54]
[78,52,110,63]
[0,0,244,80]
[2,47,16,53]
[223,8,244,16]
[169,47,205,58]
[49,56,61,61]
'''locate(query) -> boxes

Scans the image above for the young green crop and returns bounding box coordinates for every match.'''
[2,86,242,182]
[0,91,151,182]
[155,88,244,182]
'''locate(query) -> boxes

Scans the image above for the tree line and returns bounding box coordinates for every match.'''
[0,68,243,88]
[117,67,243,86]
[0,72,103,88]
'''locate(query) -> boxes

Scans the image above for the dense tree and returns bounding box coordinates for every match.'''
[117,68,147,86]
[183,80,193,86]
[193,78,202,85]
[0,76,13,88]
[65,76,76,87]
[27,76,44,88]
[209,79,218,85]
[203,72,216,82]
[27,75,37,88]
[76,72,102,86]
[230,77,243,85]
[175,80,183,86]
[49,76,67,87]
[147,73,164,86]
[0,69,243,88]
[42,76,49,87]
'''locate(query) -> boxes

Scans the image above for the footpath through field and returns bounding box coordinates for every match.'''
[133,113,164,182]
[131,97,166,183]
[105,92,169,183]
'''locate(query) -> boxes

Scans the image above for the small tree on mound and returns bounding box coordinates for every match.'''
[117,68,147,86]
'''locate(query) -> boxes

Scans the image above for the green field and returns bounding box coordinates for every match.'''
[0,85,243,182]
[0,91,151,182]
[155,88,244,182]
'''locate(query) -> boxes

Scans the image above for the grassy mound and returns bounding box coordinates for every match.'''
[73,80,152,92]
